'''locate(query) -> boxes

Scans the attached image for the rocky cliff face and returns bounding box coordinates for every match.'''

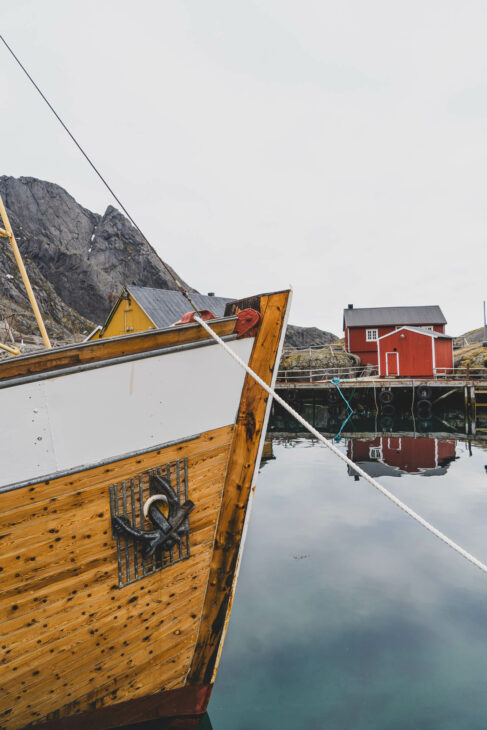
[0,176,338,349]
[0,247,93,342]
[0,176,190,333]
[284,324,337,349]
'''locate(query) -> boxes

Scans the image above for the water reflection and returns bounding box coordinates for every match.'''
[269,393,478,442]
[208,402,487,729]
[347,436,457,479]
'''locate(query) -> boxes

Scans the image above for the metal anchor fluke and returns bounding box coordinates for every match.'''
[109,459,193,588]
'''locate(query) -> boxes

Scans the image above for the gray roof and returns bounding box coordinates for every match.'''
[126,286,234,329]
[344,305,447,327]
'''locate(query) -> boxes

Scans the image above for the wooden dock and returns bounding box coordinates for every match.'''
[274,374,487,436]
[276,376,487,392]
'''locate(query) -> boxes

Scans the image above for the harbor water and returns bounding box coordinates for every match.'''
[205,400,487,729]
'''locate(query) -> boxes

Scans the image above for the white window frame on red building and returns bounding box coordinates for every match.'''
[366,328,378,341]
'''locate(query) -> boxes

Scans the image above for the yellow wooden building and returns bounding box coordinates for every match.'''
[89,285,233,340]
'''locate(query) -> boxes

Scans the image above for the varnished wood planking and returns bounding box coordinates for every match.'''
[0,537,208,682]
[0,427,232,729]
[0,526,217,614]
[1,590,204,708]
[0,529,217,669]
[1,576,211,722]
[40,645,196,725]
[0,446,230,560]
[22,647,197,730]
[0,551,209,643]
[1,579,204,724]
[0,319,236,383]
[0,458,229,613]
[7,641,197,728]
[0,467,227,569]
[0,520,218,620]
[6,593,204,724]
[0,553,210,666]
[187,290,290,685]
[0,494,224,593]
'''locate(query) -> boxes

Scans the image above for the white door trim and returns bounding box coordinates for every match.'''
[386,351,399,376]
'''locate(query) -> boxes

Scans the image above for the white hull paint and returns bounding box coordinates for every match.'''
[0,337,254,489]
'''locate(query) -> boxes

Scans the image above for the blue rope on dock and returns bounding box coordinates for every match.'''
[331,377,354,414]
[333,410,353,442]
[331,378,354,442]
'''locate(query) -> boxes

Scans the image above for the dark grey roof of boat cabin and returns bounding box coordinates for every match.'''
[343,305,447,327]
[126,286,234,329]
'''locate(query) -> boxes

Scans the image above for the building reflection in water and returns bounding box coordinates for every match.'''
[347,436,457,479]
[267,392,487,482]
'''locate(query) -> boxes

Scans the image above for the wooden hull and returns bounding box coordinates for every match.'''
[0,291,290,729]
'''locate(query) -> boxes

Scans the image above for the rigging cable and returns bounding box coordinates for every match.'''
[194,314,487,576]
[0,34,200,313]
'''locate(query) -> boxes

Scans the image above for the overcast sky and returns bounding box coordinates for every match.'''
[2,1,486,335]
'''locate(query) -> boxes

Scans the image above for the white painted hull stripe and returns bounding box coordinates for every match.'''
[0,337,254,489]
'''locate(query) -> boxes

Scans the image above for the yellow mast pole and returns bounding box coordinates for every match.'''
[0,342,21,356]
[0,194,51,349]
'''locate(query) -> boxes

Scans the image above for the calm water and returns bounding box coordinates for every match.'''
[206,408,487,729]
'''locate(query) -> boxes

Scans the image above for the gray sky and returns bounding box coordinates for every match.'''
[2,0,486,336]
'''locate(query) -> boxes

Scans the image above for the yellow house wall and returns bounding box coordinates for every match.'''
[92,296,155,339]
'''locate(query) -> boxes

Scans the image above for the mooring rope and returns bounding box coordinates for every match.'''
[194,315,487,575]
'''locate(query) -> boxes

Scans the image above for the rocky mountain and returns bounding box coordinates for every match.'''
[0,176,338,349]
[284,324,337,349]
[0,176,190,337]
[454,327,487,371]
[0,245,93,342]
[458,326,486,345]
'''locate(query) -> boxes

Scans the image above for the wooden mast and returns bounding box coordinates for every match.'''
[0,194,52,349]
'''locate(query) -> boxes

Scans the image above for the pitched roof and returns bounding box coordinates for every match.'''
[378,326,452,340]
[343,305,446,328]
[126,286,234,329]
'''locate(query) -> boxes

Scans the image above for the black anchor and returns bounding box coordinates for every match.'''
[112,474,194,558]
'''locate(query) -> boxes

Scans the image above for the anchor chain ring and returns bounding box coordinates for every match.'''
[112,474,194,559]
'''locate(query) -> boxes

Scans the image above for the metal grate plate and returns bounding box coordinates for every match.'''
[109,458,190,588]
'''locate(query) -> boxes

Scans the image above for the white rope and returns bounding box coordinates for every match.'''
[195,315,487,575]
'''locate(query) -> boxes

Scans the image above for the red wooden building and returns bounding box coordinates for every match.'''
[343,304,448,368]
[377,326,453,377]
